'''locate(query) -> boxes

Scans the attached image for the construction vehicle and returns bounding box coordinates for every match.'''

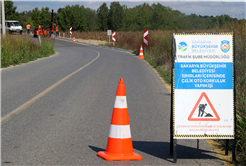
[33,9,59,37]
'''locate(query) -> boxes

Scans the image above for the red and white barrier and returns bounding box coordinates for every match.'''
[143,30,148,46]
[70,27,72,35]
[112,31,116,42]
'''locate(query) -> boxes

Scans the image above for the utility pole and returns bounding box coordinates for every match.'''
[2,0,6,36]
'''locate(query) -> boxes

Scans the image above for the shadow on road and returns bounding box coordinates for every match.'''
[89,141,219,163]
[132,141,218,160]
[89,145,105,153]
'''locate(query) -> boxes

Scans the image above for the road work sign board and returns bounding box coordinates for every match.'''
[172,33,235,139]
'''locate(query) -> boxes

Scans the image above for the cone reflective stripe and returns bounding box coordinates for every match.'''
[138,45,144,59]
[97,78,142,161]
[73,36,76,43]
[114,96,127,108]
[108,125,131,139]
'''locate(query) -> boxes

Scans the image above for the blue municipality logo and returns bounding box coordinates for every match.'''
[178,42,187,51]
[221,40,230,53]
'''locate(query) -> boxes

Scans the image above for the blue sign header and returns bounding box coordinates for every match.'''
[175,62,233,89]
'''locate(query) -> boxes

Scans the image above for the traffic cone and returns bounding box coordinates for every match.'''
[138,45,144,59]
[73,36,76,43]
[97,78,142,161]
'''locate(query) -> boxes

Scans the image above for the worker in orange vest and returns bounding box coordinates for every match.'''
[56,25,58,32]
[26,23,31,34]
[38,24,42,35]
[55,25,59,37]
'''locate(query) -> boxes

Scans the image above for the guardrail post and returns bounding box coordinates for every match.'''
[38,35,42,46]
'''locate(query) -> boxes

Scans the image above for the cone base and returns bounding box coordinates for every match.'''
[97,151,142,161]
[138,56,144,59]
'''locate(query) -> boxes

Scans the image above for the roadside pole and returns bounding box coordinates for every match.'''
[107,30,112,44]
[38,35,42,46]
[2,0,6,36]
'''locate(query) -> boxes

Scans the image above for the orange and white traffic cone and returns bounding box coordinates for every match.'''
[73,36,76,43]
[138,45,144,59]
[97,78,142,161]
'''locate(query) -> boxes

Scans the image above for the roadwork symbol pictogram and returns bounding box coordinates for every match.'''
[188,92,220,121]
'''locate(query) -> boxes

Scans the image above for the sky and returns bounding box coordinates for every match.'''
[13,0,246,20]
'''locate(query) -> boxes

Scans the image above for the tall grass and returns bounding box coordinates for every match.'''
[70,21,246,164]
[231,20,246,164]
[1,34,55,68]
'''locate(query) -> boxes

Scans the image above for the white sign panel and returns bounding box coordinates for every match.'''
[107,30,112,36]
[173,33,234,139]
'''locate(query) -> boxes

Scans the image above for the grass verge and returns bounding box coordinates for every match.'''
[1,34,55,68]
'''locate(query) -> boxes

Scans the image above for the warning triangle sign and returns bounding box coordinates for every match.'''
[188,92,220,121]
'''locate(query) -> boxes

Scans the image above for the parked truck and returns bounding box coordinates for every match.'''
[2,20,23,34]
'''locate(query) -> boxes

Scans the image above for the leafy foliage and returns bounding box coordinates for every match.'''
[10,1,238,32]
[55,2,234,32]
[4,1,19,20]
[40,7,51,29]
[97,3,109,31]
[108,2,124,30]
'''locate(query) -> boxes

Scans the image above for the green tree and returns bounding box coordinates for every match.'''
[85,8,98,31]
[4,1,19,20]
[40,7,51,29]
[19,10,32,27]
[131,3,153,31]
[188,14,201,29]
[57,5,87,31]
[57,6,71,31]
[108,2,123,31]
[70,5,87,31]
[121,6,136,31]
[151,3,171,30]
[217,14,231,28]
[97,3,109,31]
[31,8,41,28]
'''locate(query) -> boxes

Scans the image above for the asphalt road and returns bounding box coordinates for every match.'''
[1,38,225,165]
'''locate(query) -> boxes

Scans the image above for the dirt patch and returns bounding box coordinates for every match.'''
[75,39,107,45]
